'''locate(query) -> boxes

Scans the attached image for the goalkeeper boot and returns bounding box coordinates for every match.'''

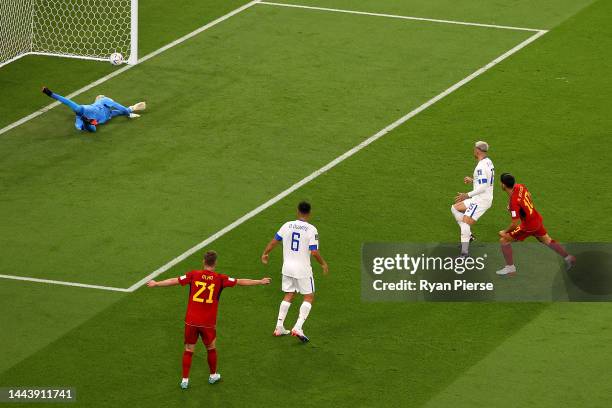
[129,113,141,119]
[129,101,146,112]
[208,373,221,384]
[42,87,53,97]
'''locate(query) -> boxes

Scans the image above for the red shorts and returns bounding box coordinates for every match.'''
[509,223,547,241]
[184,324,216,346]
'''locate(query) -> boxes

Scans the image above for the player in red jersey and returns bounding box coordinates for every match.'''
[496,173,575,275]
[147,250,270,389]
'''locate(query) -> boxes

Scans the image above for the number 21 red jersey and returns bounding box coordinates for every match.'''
[178,270,237,327]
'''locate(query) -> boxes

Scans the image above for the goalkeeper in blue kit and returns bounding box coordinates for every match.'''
[42,87,146,132]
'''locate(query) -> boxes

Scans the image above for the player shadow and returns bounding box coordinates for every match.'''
[553,244,612,301]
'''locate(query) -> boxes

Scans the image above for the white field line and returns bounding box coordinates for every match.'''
[128,29,548,292]
[0,5,547,292]
[0,274,130,292]
[258,1,545,32]
[0,0,261,137]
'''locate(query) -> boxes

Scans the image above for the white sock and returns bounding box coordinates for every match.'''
[293,302,312,331]
[459,222,471,254]
[451,205,464,223]
[277,301,291,328]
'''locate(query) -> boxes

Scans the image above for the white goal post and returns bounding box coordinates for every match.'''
[0,0,138,68]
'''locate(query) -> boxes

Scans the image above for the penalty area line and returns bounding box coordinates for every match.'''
[0,274,130,292]
[128,29,548,292]
[0,0,261,137]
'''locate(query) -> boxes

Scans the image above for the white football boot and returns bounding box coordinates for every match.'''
[273,326,290,336]
[496,265,517,276]
[180,378,189,389]
[208,373,221,384]
[129,101,146,112]
[291,328,309,343]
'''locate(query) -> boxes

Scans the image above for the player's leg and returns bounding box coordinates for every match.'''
[451,202,467,222]
[459,201,477,256]
[101,96,146,118]
[98,97,132,117]
[181,325,199,389]
[203,330,221,384]
[291,278,315,343]
[274,277,295,336]
[497,229,522,276]
[536,233,576,269]
[453,200,479,256]
[42,87,84,116]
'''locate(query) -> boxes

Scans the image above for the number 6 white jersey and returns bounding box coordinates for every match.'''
[275,220,319,279]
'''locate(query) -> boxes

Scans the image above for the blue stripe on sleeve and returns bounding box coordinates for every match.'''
[274,233,283,241]
[309,245,318,250]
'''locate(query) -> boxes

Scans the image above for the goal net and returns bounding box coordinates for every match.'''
[0,0,137,68]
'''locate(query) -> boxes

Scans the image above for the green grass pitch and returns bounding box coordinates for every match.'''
[1,0,611,406]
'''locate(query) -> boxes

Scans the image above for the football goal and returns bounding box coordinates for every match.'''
[0,0,137,68]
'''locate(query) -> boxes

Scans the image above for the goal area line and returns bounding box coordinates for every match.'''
[0,1,547,292]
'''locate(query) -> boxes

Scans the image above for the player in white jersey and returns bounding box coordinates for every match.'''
[451,141,495,256]
[261,201,329,343]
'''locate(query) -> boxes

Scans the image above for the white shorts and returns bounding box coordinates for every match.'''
[282,275,315,295]
[462,198,491,221]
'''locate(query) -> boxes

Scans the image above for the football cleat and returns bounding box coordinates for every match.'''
[129,101,146,112]
[129,113,141,119]
[273,326,290,336]
[565,255,576,271]
[470,234,476,242]
[291,328,309,343]
[42,87,52,97]
[208,373,221,384]
[496,265,517,276]
[180,379,189,390]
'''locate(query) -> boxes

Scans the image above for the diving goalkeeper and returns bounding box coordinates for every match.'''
[42,87,146,132]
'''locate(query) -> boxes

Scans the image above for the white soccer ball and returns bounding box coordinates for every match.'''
[110,53,124,65]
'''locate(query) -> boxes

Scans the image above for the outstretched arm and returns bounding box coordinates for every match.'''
[311,250,329,275]
[237,277,271,286]
[147,277,179,287]
[42,87,84,115]
[261,238,280,264]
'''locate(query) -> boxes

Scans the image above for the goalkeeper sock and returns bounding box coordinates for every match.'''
[182,350,194,378]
